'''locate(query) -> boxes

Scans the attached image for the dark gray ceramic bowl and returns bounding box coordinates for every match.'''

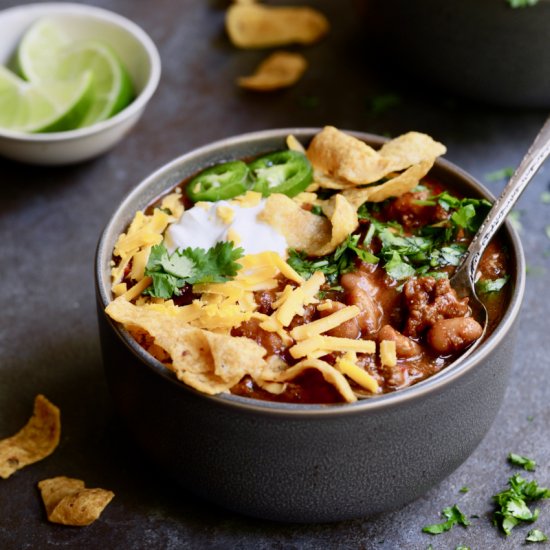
[359,0,550,108]
[95,129,525,523]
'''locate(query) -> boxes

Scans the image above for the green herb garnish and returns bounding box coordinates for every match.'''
[508,453,537,472]
[422,504,470,534]
[459,486,470,494]
[144,241,244,299]
[526,529,548,543]
[369,93,402,116]
[288,234,377,284]
[540,191,550,204]
[476,276,509,294]
[492,474,550,535]
[485,167,514,182]
[507,0,539,7]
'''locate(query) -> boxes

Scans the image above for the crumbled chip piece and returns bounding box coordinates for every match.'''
[226,4,329,49]
[238,51,307,91]
[342,159,435,207]
[0,395,60,479]
[38,476,114,526]
[259,192,358,256]
[379,131,446,173]
[307,126,391,186]
[105,297,269,395]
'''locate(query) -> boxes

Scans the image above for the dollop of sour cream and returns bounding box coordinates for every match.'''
[164,198,288,257]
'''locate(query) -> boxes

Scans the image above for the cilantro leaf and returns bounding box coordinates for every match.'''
[508,0,539,7]
[508,453,537,471]
[540,191,550,204]
[492,474,550,535]
[369,93,402,116]
[459,486,470,493]
[144,242,244,298]
[422,504,470,535]
[476,276,509,294]
[288,234,378,284]
[527,529,548,542]
[485,167,514,181]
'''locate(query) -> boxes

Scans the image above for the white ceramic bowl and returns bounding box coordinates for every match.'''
[0,3,161,165]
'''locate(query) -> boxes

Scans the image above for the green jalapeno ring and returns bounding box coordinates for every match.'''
[186,160,251,202]
[249,150,313,198]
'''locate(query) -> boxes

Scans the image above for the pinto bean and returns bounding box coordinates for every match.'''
[340,272,382,337]
[378,325,422,359]
[319,301,360,339]
[427,317,483,354]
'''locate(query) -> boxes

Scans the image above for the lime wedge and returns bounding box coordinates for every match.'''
[17,18,134,128]
[0,66,93,133]
[16,18,70,80]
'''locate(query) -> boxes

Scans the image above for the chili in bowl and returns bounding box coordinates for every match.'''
[95,128,524,522]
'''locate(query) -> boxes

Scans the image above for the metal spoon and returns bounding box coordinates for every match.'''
[450,115,550,361]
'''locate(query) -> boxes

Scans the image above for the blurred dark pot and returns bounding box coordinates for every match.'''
[360,0,550,107]
[95,129,525,522]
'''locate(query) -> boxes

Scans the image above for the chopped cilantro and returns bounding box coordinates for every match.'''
[422,504,470,534]
[540,191,550,204]
[526,529,548,542]
[507,0,539,7]
[459,486,470,493]
[310,204,324,216]
[528,415,535,422]
[508,453,537,472]
[368,93,402,116]
[492,474,550,535]
[545,225,550,240]
[288,234,377,284]
[476,276,509,294]
[144,242,244,298]
[455,546,471,550]
[508,210,523,232]
[485,167,514,182]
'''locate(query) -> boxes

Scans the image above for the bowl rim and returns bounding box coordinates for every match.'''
[0,2,161,142]
[96,127,526,417]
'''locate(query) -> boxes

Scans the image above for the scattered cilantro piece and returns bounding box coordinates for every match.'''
[508,0,539,7]
[528,415,535,422]
[508,210,523,232]
[369,93,402,116]
[476,276,509,294]
[460,486,470,493]
[492,474,550,535]
[545,225,550,240]
[508,453,537,471]
[526,529,548,542]
[422,504,470,535]
[540,191,550,204]
[144,242,244,298]
[485,167,514,182]
[455,546,471,550]
[310,204,324,216]
[288,234,378,284]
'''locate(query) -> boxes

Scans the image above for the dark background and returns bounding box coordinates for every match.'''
[0,1,549,548]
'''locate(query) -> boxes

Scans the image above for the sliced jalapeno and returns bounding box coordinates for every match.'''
[186,160,250,202]
[249,150,313,197]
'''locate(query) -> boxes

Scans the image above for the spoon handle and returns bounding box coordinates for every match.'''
[456,115,550,285]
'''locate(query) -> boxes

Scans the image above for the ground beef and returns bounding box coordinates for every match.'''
[385,190,449,229]
[403,276,470,338]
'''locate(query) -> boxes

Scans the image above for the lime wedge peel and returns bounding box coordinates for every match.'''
[11,17,135,131]
[0,66,94,133]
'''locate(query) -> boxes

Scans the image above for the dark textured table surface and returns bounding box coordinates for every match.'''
[1,1,549,548]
